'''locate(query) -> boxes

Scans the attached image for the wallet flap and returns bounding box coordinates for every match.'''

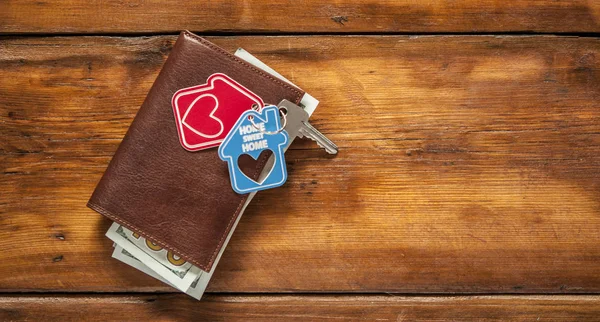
[88,31,304,271]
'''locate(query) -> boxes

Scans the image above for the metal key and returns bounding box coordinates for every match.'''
[278,99,338,154]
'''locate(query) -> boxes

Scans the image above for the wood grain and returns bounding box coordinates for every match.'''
[1,1,600,34]
[1,35,600,293]
[1,294,600,321]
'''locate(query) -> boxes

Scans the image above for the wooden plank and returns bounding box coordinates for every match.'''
[1,35,600,293]
[1,1,600,34]
[1,294,600,321]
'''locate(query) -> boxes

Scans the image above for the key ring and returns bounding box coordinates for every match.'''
[248,103,287,135]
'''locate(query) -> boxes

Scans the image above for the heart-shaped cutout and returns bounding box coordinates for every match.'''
[237,150,273,184]
[182,94,223,138]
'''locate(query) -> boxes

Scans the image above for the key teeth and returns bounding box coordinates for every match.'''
[298,127,338,154]
[316,141,338,154]
[313,138,338,154]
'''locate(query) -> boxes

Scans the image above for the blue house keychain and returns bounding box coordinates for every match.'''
[218,105,289,194]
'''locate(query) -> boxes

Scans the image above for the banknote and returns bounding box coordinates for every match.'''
[111,244,207,299]
[111,245,172,285]
[107,186,254,299]
[105,49,319,300]
[115,223,203,276]
[105,222,203,291]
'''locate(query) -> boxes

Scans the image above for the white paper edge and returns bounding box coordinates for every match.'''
[187,50,317,297]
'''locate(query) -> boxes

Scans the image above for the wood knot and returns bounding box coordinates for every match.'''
[331,16,349,25]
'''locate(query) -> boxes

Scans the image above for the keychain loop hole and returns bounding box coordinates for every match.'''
[248,106,287,135]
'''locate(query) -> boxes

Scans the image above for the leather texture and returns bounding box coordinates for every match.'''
[87,31,304,272]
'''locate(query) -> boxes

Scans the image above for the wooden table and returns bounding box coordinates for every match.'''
[2,1,600,320]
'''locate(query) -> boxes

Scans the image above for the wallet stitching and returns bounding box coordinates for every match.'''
[183,31,302,103]
[184,30,303,269]
[207,150,269,269]
[88,202,212,271]
[93,32,305,272]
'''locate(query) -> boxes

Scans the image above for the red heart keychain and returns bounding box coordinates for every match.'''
[171,73,264,151]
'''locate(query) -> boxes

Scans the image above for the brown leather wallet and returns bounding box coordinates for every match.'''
[87,31,304,272]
